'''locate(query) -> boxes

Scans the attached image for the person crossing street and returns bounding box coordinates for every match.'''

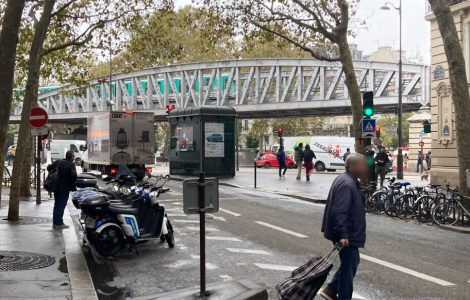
[277,146,287,179]
[303,144,316,182]
[294,143,304,181]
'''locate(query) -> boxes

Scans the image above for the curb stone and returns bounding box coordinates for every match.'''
[63,208,99,300]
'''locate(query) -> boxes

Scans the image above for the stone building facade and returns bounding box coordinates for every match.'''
[425,0,469,186]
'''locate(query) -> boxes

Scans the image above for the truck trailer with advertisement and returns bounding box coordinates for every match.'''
[271,136,355,171]
[81,111,155,180]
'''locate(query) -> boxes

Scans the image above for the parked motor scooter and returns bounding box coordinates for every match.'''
[72,174,175,257]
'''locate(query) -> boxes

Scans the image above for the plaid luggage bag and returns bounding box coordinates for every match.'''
[276,246,340,300]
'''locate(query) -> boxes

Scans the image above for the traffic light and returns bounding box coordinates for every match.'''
[363,91,374,117]
[423,120,431,133]
[277,128,283,137]
[375,125,381,138]
[166,104,175,114]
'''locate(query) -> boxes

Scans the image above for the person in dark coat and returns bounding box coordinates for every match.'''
[303,144,316,181]
[375,146,390,187]
[277,146,287,179]
[320,153,368,300]
[47,150,77,229]
[294,143,304,180]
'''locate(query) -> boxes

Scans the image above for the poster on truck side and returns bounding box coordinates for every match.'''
[133,112,155,164]
[204,123,224,157]
[109,111,134,164]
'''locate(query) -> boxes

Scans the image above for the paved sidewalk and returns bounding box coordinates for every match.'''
[0,190,97,299]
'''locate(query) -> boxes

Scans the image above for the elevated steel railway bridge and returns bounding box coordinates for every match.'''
[10,58,430,123]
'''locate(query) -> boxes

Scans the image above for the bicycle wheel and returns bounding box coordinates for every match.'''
[384,197,398,217]
[397,194,415,220]
[370,191,388,214]
[414,195,433,223]
[432,203,460,226]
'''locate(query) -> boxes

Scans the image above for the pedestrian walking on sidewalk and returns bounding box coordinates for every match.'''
[375,146,390,187]
[277,146,287,179]
[425,151,432,171]
[342,148,351,162]
[320,153,367,300]
[47,150,77,229]
[294,143,304,181]
[303,144,316,182]
[417,151,424,173]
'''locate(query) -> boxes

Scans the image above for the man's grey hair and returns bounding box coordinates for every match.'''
[345,153,365,170]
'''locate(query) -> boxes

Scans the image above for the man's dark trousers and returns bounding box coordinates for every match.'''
[327,246,360,300]
[53,190,70,225]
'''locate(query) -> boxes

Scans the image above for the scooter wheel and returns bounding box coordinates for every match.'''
[94,225,125,257]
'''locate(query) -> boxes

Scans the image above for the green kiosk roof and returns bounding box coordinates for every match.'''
[168,106,237,118]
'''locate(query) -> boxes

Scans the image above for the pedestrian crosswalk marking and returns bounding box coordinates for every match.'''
[226,248,271,255]
[206,236,241,242]
[187,226,220,232]
[253,263,296,271]
[361,254,455,286]
[255,221,308,238]
[172,220,199,224]
[219,208,241,217]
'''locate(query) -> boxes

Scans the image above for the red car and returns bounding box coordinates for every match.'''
[256,151,296,169]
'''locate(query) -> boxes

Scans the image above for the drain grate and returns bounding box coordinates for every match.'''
[0,216,52,225]
[0,251,55,271]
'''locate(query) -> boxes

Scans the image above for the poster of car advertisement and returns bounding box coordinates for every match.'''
[205,123,224,157]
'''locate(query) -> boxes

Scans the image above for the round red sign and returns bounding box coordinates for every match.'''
[419,141,425,147]
[29,107,48,128]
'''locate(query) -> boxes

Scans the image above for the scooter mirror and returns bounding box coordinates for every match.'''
[165,174,170,180]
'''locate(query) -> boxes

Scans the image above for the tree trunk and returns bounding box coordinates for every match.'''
[337,37,364,155]
[0,0,26,206]
[19,133,33,198]
[8,0,56,221]
[429,0,470,199]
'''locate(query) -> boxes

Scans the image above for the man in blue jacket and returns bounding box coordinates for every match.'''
[320,153,367,300]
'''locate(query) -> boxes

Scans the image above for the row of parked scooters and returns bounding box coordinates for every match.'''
[72,172,175,257]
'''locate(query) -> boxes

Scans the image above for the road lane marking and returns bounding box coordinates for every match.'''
[172,220,199,224]
[187,226,220,232]
[253,263,296,271]
[207,214,226,222]
[206,236,241,242]
[254,221,308,238]
[166,213,186,217]
[226,248,271,255]
[361,254,456,286]
[219,208,241,217]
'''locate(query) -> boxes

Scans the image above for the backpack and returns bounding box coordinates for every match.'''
[44,166,59,193]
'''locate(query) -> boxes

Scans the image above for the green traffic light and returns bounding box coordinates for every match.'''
[364,107,374,116]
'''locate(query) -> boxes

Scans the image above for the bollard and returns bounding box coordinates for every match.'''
[254,160,257,189]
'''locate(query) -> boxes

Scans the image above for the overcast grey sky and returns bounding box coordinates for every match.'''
[175,0,430,63]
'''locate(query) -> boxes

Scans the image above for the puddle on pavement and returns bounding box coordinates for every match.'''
[83,250,130,300]
[58,257,68,273]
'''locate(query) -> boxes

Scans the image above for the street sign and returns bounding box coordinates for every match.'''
[31,126,48,136]
[374,138,383,146]
[418,130,425,141]
[183,178,219,214]
[419,141,424,147]
[361,118,376,138]
[29,107,48,128]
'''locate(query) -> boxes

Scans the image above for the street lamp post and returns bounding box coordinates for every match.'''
[381,0,404,179]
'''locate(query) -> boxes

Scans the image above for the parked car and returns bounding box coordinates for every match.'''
[256,151,296,169]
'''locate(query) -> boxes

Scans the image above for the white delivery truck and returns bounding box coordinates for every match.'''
[271,136,355,172]
[81,111,155,180]
[49,140,87,165]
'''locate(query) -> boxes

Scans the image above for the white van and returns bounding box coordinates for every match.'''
[271,136,355,172]
[49,140,86,165]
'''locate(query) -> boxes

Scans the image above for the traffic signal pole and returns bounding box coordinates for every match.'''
[397,0,404,180]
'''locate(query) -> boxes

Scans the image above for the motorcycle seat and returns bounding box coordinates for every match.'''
[109,205,138,215]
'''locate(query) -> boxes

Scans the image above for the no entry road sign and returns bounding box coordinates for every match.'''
[29,107,48,128]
